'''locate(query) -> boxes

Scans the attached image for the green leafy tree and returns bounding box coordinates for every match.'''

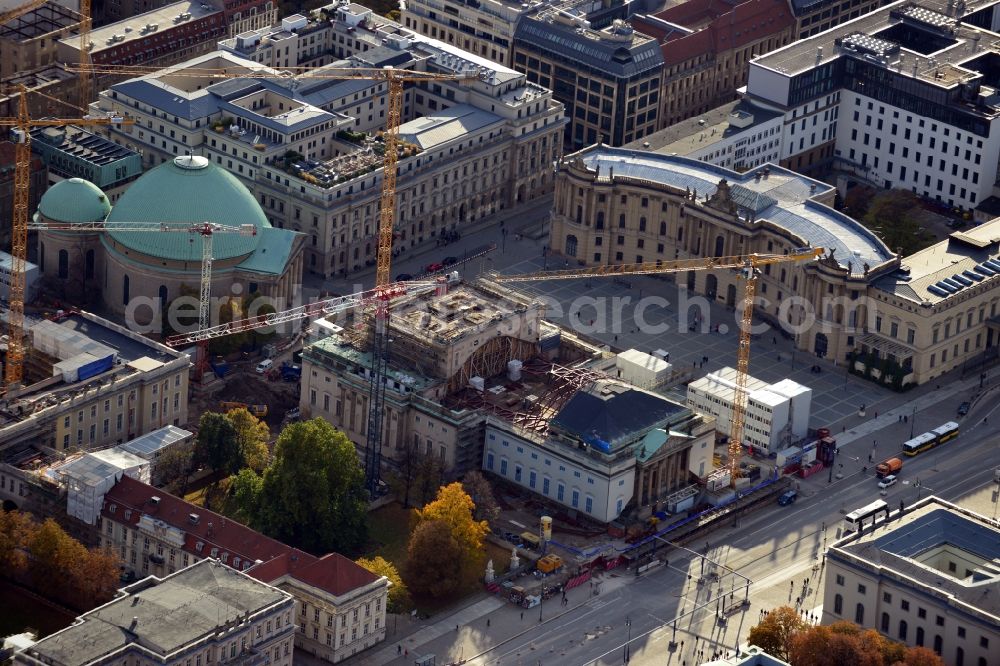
[226,407,271,472]
[403,520,462,598]
[194,412,243,476]
[229,468,263,524]
[254,419,367,555]
[748,605,806,661]
[158,442,194,491]
[863,190,934,256]
[356,555,410,613]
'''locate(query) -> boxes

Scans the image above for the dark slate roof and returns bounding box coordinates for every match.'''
[514,17,664,78]
[789,0,834,13]
[871,508,1000,561]
[551,384,685,446]
[835,501,1000,620]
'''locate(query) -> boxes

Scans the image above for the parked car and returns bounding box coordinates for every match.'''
[442,256,458,266]
[777,489,797,506]
[425,262,444,272]
[878,474,898,489]
[395,273,413,281]
[958,401,971,416]
[285,407,301,420]
[255,358,273,374]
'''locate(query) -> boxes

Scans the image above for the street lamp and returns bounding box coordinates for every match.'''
[623,616,631,664]
[538,589,543,623]
[909,404,917,439]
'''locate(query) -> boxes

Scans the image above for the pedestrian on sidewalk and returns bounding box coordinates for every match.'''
[397,645,402,655]
[487,618,491,627]
[520,611,524,621]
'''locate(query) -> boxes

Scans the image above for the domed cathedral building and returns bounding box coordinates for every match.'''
[35,155,305,324]
[549,145,905,375]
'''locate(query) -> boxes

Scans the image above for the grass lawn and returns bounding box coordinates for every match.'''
[183,476,235,515]
[365,502,414,568]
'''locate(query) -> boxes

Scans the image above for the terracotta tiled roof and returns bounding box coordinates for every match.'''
[248,550,379,598]
[102,476,381,598]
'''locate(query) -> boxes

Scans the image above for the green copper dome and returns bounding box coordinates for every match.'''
[105,155,270,262]
[37,178,110,224]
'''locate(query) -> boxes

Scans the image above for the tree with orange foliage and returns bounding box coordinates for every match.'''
[413,482,488,566]
[27,518,119,610]
[748,605,807,660]
[0,509,37,574]
[897,646,946,666]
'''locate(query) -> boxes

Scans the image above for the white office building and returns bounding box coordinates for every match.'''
[686,367,812,452]
[743,0,1000,213]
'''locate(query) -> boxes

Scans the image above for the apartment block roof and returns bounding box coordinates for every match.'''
[248,550,379,598]
[626,99,782,156]
[19,560,291,665]
[398,104,502,150]
[751,0,1000,82]
[515,15,664,78]
[102,476,382,600]
[567,145,894,275]
[63,0,220,54]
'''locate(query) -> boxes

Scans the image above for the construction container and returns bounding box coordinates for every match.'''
[536,554,563,574]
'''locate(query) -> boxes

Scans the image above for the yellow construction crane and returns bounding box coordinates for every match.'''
[0,86,132,389]
[0,0,49,27]
[78,0,91,109]
[69,62,474,289]
[491,248,824,487]
[71,60,475,493]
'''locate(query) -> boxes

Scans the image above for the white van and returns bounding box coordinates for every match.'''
[255,358,273,374]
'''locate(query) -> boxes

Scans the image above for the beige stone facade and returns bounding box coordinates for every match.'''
[99,475,391,663]
[0,311,191,454]
[548,145,900,370]
[823,497,999,666]
[549,145,1000,387]
[301,280,546,475]
[400,0,532,67]
[97,9,564,280]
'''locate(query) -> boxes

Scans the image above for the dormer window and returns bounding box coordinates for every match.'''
[109,504,117,513]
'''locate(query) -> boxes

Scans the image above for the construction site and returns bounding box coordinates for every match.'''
[300,275,720,524]
[0,309,190,454]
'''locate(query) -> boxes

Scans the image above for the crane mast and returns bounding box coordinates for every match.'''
[65,60,473,491]
[26,221,255,379]
[7,93,30,389]
[1,92,131,390]
[492,248,823,487]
